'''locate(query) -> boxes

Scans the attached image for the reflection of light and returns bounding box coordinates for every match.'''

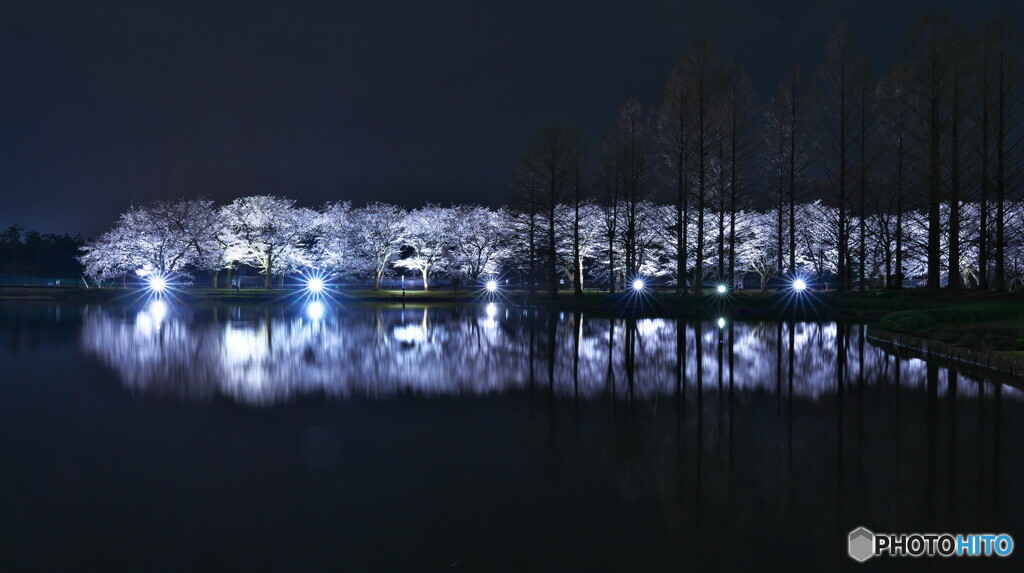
[636,318,665,336]
[486,303,497,318]
[632,279,645,291]
[136,299,168,333]
[716,284,727,294]
[149,275,167,294]
[149,300,168,323]
[306,301,325,321]
[717,317,726,329]
[307,277,325,295]
[393,324,427,343]
[793,279,807,292]
[485,280,498,292]
[224,326,261,362]
[85,308,1024,406]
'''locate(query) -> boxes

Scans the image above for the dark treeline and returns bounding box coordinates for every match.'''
[510,12,1024,296]
[0,225,84,280]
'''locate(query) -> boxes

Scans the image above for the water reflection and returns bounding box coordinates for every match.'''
[2,301,1021,569]
[80,301,1022,407]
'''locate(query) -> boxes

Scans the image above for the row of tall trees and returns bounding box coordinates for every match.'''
[80,194,1024,292]
[511,13,1024,296]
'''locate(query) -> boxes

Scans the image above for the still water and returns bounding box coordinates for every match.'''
[1,300,1021,571]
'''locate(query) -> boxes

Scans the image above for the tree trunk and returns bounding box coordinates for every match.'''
[264,253,273,290]
[608,235,615,294]
[979,50,991,290]
[573,159,583,298]
[948,77,961,293]
[547,178,558,299]
[995,48,1006,291]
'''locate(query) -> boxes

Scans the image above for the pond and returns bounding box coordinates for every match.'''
[1,300,1021,570]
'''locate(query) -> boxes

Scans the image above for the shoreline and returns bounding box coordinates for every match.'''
[867,325,1024,387]
[1,284,1019,320]
[0,285,897,319]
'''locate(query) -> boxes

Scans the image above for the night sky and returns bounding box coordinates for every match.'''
[3,0,1022,236]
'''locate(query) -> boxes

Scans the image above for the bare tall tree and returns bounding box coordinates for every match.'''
[512,120,576,298]
[978,16,1024,291]
[659,56,693,293]
[820,24,865,292]
[613,100,655,281]
[903,13,952,292]
[876,64,914,289]
[855,56,874,292]
[677,39,723,295]
[764,66,812,279]
[946,23,969,292]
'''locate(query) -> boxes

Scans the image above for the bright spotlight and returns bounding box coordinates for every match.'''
[485,280,498,293]
[632,279,645,292]
[716,284,727,294]
[148,275,167,294]
[793,279,807,292]
[486,302,497,319]
[306,276,325,295]
[717,317,726,329]
[306,301,325,321]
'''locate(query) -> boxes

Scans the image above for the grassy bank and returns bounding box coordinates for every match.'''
[876,298,1024,355]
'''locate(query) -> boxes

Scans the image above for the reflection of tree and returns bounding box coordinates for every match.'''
[80,304,1015,407]
[509,321,1022,569]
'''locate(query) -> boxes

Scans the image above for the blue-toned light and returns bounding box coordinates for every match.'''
[485,280,498,292]
[306,301,325,321]
[793,279,807,292]
[716,284,727,294]
[149,299,168,323]
[148,275,167,294]
[717,317,726,329]
[632,279,645,292]
[307,276,325,295]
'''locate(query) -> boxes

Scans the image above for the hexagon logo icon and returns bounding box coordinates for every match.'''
[848,527,875,562]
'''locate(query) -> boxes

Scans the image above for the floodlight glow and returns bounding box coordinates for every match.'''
[632,279,645,291]
[307,276,325,295]
[716,284,727,294]
[717,317,726,329]
[148,275,167,294]
[306,301,325,321]
[150,300,168,323]
[793,279,807,292]
[485,280,498,292]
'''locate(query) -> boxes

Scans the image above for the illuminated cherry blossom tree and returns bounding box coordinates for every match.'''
[395,204,455,290]
[350,202,406,290]
[221,195,317,289]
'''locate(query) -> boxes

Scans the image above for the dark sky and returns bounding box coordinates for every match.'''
[2,0,1021,236]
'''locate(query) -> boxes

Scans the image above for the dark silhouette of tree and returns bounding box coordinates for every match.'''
[512,120,577,298]
[978,16,1024,291]
[764,67,813,279]
[903,13,953,292]
[658,56,693,294]
[876,64,915,289]
[676,40,723,295]
[613,99,655,282]
[819,24,867,292]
